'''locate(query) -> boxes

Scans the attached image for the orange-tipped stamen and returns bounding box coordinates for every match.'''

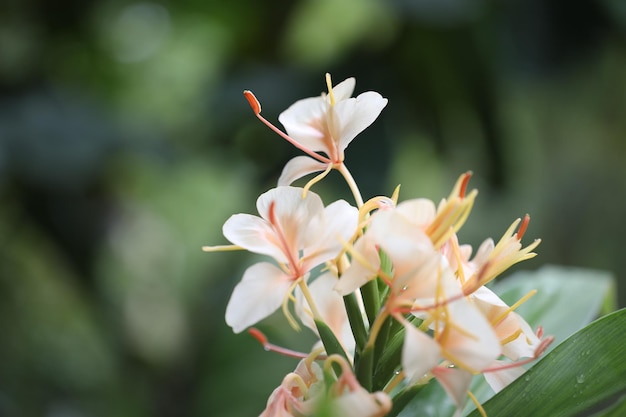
[459,171,472,199]
[244,93,332,165]
[243,90,261,114]
[248,327,325,359]
[517,214,530,241]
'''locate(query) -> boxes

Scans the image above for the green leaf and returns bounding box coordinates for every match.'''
[468,308,626,417]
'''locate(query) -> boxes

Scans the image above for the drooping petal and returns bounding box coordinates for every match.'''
[402,322,442,384]
[431,366,474,411]
[334,91,388,153]
[296,272,355,354]
[483,361,526,393]
[222,213,287,263]
[225,262,293,333]
[278,156,329,186]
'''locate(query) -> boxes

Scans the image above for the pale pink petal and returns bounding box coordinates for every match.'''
[402,322,442,384]
[256,186,325,252]
[225,262,293,333]
[432,366,473,410]
[334,91,388,152]
[483,361,526,393]
[278,97,328,153]
[302,199,358,268]
[278,156,329,186]
[222,213,287,263]
[396,198,437,229]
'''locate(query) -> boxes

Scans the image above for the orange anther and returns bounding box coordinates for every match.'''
[459,171,473,198]
[248,327,269,346]
[517,214,530,240]
[243,90,261,115]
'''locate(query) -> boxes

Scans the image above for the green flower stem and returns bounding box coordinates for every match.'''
[361,279,380,326]
[373,324,405,391]
[355,343,374,391]
[373,314,393,368]
[343,293,368,353]
[314,318,349,375]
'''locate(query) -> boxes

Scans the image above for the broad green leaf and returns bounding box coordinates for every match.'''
[396,265,615,417]
[468,308,626,417]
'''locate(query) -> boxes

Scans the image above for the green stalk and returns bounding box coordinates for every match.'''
[343,293,368,353]
[361,279,380,326]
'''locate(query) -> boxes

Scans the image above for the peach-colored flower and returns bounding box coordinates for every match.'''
[209,186,357,333]
[276,75,388,186]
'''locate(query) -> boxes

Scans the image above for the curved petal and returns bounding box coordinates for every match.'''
[256,186,325,254]
[402,322,442,384]
[432,366,473,411]
[225,262,293,333]
[334,91,388,152]
[396,198,437,229]
[278,97,329,153]
[483,360,526,393]
[302,199,358,268]
[334,234,380,295]
[222,214,286,263]
[278,156,328,186]
[331,77,356,101]
[443,297,501,372]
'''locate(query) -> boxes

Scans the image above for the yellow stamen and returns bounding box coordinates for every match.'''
[201,244,244,252]
[467,390,488,417]
[325,73,336,106]
[302,163,333,198]
[282,280,302,331]
[391,184,401,205]
[492,289,537,327]
[383,369,406,394]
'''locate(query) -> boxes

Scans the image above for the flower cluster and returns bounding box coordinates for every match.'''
[204,74,552,417]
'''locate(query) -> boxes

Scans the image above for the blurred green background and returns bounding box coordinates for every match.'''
[1,0,625,416]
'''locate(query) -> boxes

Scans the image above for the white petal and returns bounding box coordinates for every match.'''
[278,96,329,153]
[443,297,501,372]
[483,361,526,393]
[335,91,388,152]
[225,262,293,333]
[432,366,473,410]
[222,214,287,263]
[302,199,358,269]
[331,388,392,417]
[396,199,437,229]
[402,322,442,384]
[256,186,325,255]
[277,156,328,186]
[334,234,380,295]
[331,77,356,101]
